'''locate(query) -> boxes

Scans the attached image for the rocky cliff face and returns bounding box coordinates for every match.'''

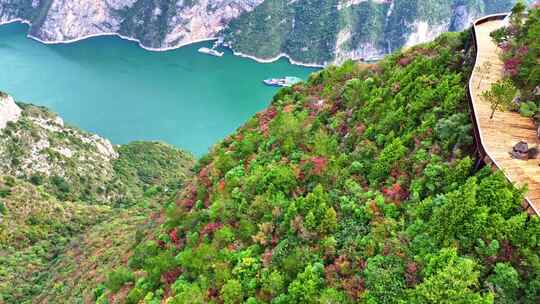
[0,96,120,203]
[0,92,21,129]
[0,0,263,49]
[223,0,518,65]
[0,0,517,64]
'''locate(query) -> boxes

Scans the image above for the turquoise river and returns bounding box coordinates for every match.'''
[0,23,316,155]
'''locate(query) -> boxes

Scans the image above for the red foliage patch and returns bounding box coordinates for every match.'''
[497,240,516,262]
[169,228,184,249]
[324,263,339,285]
[177,183,198,210]
[311,156,327,175]
[200,222,223,237]
[258,106,278,136]
[498,41,512,52]
[161,267,182,286]
[157,239,166,249]
[261,249,273,267]
[504,56,522,76]
[283,104,294,113]
[405,262,419,286]
[339,122,349,136]
[382,183,409,203]
[355,123,366,136]
[218,179,226,192]
[397,56,413,67]
[307,99,325,116]
[198,166,212,187]
[342,276,365,300]
[206,288,219,301]
[330,100,343,115]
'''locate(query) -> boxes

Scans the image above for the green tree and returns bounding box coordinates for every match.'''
[481,79,518,119]
[408,248,493,304]
[510,1,527,29]
[363,255,406,304]
[287,263,325,303]
[261,270,285,298]
[487,263,521,304]
[105,267,134,293]
[221,279,244,304]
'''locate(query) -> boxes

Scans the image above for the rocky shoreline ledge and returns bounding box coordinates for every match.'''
[0,19,325,68]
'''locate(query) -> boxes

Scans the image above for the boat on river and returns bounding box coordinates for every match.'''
[198,47,224,57]
[263,76,303,87]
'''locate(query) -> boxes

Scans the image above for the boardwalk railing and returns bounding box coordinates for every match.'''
[468,13,540,216]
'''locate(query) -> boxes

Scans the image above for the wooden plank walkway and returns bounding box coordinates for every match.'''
[470,15,540,215]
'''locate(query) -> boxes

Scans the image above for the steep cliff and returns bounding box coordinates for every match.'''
[222,0,518,65]
[0,0,263,49]
[0,92,21,129]
[0,0,517,65]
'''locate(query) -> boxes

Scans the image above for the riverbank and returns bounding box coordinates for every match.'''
[0,18,218,52]
[228,48,326,68]
[0,18,326,68]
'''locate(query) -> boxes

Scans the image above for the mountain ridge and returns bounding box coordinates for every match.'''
[0,0,519,65]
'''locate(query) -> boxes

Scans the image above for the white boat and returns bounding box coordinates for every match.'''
[198,47,224,57]
[263,76,303,87]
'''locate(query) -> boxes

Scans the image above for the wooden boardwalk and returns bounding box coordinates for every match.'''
[470,15,540,215]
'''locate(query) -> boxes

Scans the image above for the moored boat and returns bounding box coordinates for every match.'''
[198,47,224,57]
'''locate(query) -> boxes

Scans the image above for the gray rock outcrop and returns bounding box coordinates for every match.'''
[0,92,21,129]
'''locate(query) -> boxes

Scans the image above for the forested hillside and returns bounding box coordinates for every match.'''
[100,17,540,304]
[223,0,518,64]
[0,104,195,303]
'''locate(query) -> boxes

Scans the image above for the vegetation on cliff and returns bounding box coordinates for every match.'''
[0,104,195,303]
[101,30,540,303]
[0,105,194,206]
[223,0,516,64]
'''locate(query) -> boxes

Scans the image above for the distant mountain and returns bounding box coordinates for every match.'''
[0,0,263,49]
[223,0,518,65]
[0,0,516,65]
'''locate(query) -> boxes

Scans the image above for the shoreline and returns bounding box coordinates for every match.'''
[229,48,325,68]
[0,18,325,68]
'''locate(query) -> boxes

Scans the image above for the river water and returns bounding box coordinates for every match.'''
[0,22,316,155]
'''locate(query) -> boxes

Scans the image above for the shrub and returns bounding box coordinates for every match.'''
[105,267,135,292]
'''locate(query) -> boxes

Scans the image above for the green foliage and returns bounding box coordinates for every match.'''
[492,5,540,118]
[222,0,504,64]
[368,138,407,184]
[519,101,538,117]
[98,31,539,304]
[105,267,135,292]
[0,119,194,303]
[435,113,473,151]
[286,263,325,303]
[363,255,405,303]
[487,263,521,304]
[221,279,244,304]
[407,248,493,304]
[482,79,518,119]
